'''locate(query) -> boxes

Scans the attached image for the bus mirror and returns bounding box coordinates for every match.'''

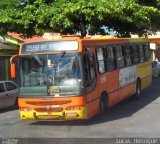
[11,63,16,78]
[10,54,19,79]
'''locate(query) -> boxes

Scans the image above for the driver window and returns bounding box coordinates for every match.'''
[84,48,96,89]
[21,56,47,87]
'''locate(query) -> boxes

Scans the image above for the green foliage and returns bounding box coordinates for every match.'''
[0,0,160,37]
[0,0,19,8]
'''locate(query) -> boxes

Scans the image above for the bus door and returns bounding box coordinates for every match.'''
[95,46,119,107]
[84,48,99,118]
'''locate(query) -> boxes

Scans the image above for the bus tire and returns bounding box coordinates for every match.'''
[135,80,141,99]
[99,94,107,115]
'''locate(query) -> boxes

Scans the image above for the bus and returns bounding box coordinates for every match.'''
[10,36,152,120]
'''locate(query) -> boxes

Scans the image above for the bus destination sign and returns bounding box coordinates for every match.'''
[21,41,78,54]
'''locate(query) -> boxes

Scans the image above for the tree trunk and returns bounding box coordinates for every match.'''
[80,16,87,37]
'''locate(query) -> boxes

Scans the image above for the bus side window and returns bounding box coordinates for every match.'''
[84,48,96,88]
[122,45,132,67]
[96,47,106,73]
[114,45,125,69]
[131,45,139,64]
[143,43,151,61]
[105,46,116,71]
[138,44,144,63]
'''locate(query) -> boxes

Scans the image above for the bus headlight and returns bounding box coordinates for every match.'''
[65,112,79,118]
[20,107,32,112]
[65,105,83,111]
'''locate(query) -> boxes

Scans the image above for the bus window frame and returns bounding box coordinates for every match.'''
[143,43,151,62]
[95,46,106,74]
[130,44,139,65]
[114,45,125,69]
[83,48,97,93]
[137,44,145,63]
[104,45,116,72]
[121,44,132,67]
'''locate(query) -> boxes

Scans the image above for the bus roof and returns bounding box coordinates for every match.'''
[149,38,160,43]
[19,36,149,55]
[21,35,149,44]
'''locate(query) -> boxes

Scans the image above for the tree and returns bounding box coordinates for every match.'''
[0,0,19,7]
[0,0,160,37]
[0,0,21,35]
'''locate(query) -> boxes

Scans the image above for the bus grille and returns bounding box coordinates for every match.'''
[26,100,72,106]
[34,107,63,112]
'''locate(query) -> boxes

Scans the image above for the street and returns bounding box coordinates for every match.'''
[0,78,160,143]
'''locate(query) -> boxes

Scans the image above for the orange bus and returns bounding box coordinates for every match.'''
[10,36,152,120]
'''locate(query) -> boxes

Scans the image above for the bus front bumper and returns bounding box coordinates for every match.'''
[19,108,87,121]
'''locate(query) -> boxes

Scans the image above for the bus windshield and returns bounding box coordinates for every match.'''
[19,53,83,97]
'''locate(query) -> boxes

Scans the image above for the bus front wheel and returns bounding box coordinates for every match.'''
[99,94,107,115]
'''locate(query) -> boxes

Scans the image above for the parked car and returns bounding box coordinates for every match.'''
[0,81,18,109]
[152,60,160,77]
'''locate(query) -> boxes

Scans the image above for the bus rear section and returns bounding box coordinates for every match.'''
[82,38,152,114]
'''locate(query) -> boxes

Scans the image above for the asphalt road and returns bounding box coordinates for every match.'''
[0,78,160,144]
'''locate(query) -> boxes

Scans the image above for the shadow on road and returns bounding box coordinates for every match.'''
[29,78,160,126]
[0,105,18,114]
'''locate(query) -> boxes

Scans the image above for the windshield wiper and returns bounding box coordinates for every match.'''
[59,51,65,60]
[54,51,65,68]
[32,53,43,66]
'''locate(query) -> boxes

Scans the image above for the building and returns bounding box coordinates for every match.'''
[0,42,18,81]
